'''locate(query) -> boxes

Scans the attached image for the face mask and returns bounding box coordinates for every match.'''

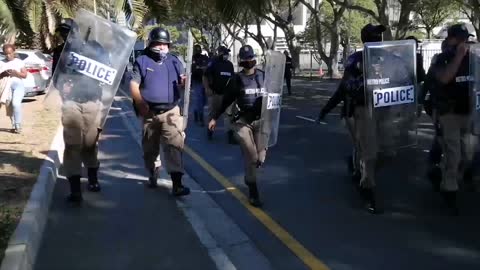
[150,47,168,61]
[240,60,256,70]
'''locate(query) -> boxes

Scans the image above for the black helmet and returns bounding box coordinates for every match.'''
[148,27,171,45]
[217,45,230,56]
[55,19,78,40]
[361,23,386,43]
[239,45,255,60]
[55,23,71,34]
[194,44,202,54]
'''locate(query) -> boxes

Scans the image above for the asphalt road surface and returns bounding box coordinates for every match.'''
[183,78,480,270]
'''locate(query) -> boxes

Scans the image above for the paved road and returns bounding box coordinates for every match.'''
[34,101,217,270]
[183,78,480,270]
[34,78,480,270]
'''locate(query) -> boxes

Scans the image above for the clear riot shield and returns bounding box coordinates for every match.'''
[183,30,194,130]
[470,44,480,135]
[363,40,418,153]
[260,50,286,147]
[44,9,137,127]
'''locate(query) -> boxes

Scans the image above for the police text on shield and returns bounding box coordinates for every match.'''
[67,52,117,85]
[267,93,282,110]
[373,85,415,108]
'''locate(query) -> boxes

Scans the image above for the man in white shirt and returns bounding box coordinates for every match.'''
[0,44,28,133]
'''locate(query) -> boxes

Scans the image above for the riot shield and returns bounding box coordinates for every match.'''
[363,40,418,153]
[182,30,194,130]
[470,44,480,135]
[44,9,137,127]
[260,50,286,147]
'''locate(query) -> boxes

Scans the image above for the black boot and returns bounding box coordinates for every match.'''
[87,167,101,192]
[198,112,205,127]
[227,130,237,145]
[441,191,459,216]
[148,167,160,188]
[171,172,190,197]
[247,182,263,207]
[67,175,83,203]
[358,187,380,214]
[427,165,442,192]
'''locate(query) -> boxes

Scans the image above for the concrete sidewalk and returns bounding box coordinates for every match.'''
[33,103,217,270]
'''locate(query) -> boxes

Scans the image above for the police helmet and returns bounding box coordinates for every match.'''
[361,24,386,43]
[239,45,255,61]
[447,24,474,41]
[148,27,171,45]
[55,19,78,39]
[216,45,230,56]
[194,44,202,54]
[80,40,110,65]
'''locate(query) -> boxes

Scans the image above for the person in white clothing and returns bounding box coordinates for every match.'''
[0,44,28,133]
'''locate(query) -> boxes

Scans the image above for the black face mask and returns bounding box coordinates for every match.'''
[240,60,256,70]
[148,47,168,62]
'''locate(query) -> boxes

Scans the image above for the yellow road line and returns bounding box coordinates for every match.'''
[116,88,329,269]
[183,146,330,270]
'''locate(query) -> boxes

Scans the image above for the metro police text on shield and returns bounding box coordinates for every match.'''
[373,85,415,108]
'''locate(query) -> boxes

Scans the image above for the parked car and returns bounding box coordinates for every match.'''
[0,49,51,96]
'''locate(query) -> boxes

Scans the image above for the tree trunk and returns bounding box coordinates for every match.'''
[342,43,348,66]
[426,28,432,39]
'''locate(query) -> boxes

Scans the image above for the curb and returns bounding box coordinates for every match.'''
[0,127,64,270]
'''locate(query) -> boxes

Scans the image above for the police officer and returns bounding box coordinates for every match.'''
[430,24,477,215]
[317,24,388,214]
[284,50,293,95]
[208,45,266,207]
[59,40,107,202]
[420,40,447,190]
[203,45,235,142]
[130,27,190,196]
[52,21,76,74]
[192,44,209,126]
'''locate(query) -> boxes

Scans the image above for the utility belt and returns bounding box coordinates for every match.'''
[233,108,260,123]
[147,100,180,115]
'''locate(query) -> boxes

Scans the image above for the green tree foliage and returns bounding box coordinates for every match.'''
[414,0,459,39]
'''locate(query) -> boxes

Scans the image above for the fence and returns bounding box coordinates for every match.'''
[295,48,442,77]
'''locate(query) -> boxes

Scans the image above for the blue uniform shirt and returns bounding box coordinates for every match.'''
[131,52,184,107]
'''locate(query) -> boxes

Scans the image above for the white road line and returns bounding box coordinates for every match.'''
[115,88,272,270]
[296,115,327,125]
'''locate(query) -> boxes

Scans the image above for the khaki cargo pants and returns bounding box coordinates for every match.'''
[438,114,477,191]
[61,100,101,177]
[353,107,378,188]
[142,106,185,174]
[232,117,267,184]
[208,94,234,130]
